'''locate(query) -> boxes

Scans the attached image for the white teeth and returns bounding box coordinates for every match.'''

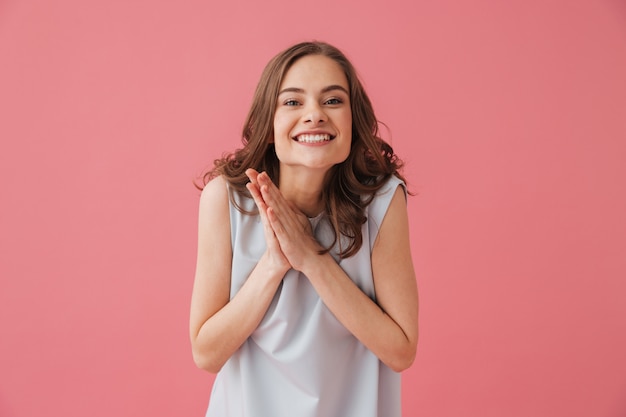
[295,134,331,143]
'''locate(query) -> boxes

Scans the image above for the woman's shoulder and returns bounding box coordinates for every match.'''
[202,174,256,215]
[382,174,404,189]
[367,175,406,221]
[373,175,405,201]
[199,175,230,211]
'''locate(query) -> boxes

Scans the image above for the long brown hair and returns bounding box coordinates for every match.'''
[200,41,406,258]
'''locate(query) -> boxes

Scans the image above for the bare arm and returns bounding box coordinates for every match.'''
[302,188,418,371]
[189,176,290,373]
[257,173,419,372]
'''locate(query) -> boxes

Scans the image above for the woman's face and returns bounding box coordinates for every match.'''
[273,54,352,175]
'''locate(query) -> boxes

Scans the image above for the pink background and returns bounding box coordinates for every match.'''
[1,0,625,416]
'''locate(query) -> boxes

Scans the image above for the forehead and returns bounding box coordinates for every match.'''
[280,55,349,90]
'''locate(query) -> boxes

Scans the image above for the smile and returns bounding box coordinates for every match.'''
[294,134,334,143]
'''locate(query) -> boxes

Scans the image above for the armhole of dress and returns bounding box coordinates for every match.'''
[226,182,236,251]
[368,177,406,251]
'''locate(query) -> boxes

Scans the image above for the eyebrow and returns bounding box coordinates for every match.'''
[278,85,349,95]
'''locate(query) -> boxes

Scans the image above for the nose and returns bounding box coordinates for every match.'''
[304,102,327,124]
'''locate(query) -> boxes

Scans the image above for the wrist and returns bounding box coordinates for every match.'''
[259,251,290,282]
[298,249,329,278]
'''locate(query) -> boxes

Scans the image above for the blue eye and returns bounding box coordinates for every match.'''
[284,99,300,106]
[325,98,343,105]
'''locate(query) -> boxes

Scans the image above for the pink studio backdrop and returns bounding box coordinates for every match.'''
[1,0,625,416]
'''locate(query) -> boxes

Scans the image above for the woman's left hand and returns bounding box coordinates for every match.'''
[251,170,322,271]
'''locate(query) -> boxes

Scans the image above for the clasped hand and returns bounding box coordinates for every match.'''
[245,169,322,274]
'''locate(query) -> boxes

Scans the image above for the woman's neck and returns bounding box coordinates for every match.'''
[278,165,327,217]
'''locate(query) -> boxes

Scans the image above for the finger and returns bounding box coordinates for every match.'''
[247,183,282,237]
[264,194,312,248]
[266,206,286,237]
[246,182,269,215]
[245,168,260,185]
[252,172,289,215]
[247,183,285,253]
[256,172,278,193]
[259,184,294,230]
[245,181,262,203]
[254,173,307,234]
[258,179,291,217]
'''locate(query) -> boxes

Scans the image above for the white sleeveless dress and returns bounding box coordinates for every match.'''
[206,176,405,417]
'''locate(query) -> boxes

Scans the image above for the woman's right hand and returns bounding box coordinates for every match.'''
[245,169,291,279]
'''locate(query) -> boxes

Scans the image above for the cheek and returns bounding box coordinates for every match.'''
[272,117,289,152]
[342,112,353,133]
[344,122,353,141]
[273,114,290,138]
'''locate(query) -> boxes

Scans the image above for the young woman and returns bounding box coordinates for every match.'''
[190,41,419,417]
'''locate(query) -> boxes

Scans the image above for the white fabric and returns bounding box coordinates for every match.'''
[206,176,404,417]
